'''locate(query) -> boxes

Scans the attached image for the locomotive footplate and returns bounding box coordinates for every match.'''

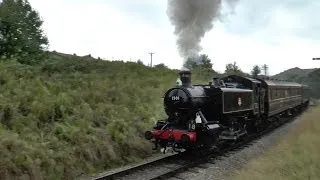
[219,128,247,140]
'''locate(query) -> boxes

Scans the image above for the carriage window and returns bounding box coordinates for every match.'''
[285,90,288,97]
[273,89,277,99]
[288,88,291,96]
[292,88,294,96]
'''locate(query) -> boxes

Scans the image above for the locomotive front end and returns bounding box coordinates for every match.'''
[144,69,209,152]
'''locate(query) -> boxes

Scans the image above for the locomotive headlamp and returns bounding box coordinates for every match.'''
[195,113,202,123]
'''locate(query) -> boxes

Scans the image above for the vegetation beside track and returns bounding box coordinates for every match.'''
[0,52,217,179]
[231,104,320,180]
[1,1,319,179]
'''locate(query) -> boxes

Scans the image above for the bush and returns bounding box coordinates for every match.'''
[0,53,212,179]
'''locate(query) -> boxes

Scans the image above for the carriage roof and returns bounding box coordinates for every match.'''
[262,80,302,87]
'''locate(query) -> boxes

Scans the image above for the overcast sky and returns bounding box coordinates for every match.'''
[28,0,320,75]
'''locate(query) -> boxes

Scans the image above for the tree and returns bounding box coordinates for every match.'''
[154,63,168,69]
[198,54,213,70]
[225,61,244,75]
[184,56,198,70]
[0,0,49,64]
[183,54,213,71]
[136,59,144,65]
[251,65,261,78]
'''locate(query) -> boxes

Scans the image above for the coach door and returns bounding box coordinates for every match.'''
[259,87,265,114]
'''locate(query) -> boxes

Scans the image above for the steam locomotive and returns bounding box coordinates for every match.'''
[144,69,310,153]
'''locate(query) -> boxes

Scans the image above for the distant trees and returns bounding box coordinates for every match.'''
[136,59,144,65]
[251,65,261,78]
[225,61,244,75]
[0,0,49,64]
[198,54,213,71]
[154,63,168,69]
[184,54,213,71]
[184,57,197,70]
[184,54,216,83]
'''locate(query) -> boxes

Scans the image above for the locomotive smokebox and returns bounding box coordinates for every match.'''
[179,68,192,87]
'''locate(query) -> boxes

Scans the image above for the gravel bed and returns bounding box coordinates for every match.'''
[168,112,307,180]
[83,152,176,180]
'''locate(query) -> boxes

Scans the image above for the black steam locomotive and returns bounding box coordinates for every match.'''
[145,69,310,152]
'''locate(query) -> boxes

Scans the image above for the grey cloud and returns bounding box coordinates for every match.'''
[223,0,320,41]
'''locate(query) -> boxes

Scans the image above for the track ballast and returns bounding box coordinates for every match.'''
[89,105,309,180]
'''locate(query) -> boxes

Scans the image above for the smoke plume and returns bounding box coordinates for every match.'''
[167,0,237,62]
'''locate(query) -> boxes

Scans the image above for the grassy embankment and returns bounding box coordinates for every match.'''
[0,52,213,180]
[231,104,320,180]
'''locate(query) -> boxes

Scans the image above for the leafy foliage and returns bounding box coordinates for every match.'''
[154,63,168,69]
[251,65,261,78]
[224,61,244,76]
[183,54,213,70]
[0,52,211,179]
[0,0,48,64]
[136,59,144,65]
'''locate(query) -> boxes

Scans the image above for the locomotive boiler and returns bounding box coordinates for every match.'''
[145,69,310,153]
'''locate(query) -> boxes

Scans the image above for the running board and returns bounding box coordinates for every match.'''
[219,130,247,140]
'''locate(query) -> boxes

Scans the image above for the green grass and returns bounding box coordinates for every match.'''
[231,105,320,180]
[0,52,213,180]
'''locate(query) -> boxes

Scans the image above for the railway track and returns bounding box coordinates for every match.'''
[90,152,190,180]
[89,106,308,180]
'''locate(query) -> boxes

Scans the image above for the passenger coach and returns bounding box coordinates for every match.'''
[222,75,310,119]
[261,80,303,117]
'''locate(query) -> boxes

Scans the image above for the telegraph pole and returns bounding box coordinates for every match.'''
[261,64,269,77]
[149,52,155,67]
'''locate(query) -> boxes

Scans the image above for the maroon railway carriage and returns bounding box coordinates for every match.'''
[261,80,304,117]
[223,75,310,119]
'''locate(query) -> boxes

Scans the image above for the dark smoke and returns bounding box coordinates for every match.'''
[167,0,237,62]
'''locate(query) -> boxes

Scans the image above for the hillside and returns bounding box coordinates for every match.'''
[272,67,317,82]
[272,67,320,98]
[0,51,214,180]
[304,69,320,98]
[1,51,319,179]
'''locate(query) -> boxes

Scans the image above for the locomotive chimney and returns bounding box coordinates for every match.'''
[179,68,192,87]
